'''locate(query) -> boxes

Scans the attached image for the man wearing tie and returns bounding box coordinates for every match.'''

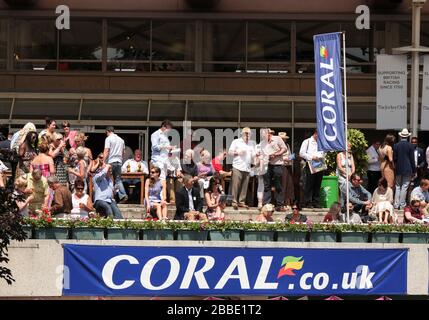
[411,137,426,190]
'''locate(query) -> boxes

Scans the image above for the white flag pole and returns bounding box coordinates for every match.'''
[342,31,350,223]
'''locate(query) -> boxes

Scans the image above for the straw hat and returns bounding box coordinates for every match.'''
[398,128,411,138]
[278,132,290,140]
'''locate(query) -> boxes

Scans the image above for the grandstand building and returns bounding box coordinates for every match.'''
[0,0,428,156]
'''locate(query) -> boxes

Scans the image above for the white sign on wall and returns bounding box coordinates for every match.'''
[421,56,429,130]
[376,54,407,130]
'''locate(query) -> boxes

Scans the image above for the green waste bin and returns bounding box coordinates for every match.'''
[320,176,339,209]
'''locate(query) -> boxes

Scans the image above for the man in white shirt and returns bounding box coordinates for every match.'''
[299,130,326,208]
[121,149,149,203]
[366,140,381,194]
[260,129,287,211]
[103,126,127,203]
[151,120,175,181]
[228,127,256,210]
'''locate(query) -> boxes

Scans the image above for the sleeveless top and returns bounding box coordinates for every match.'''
[148,180,163,203]
[32,163,51,178]
[53,150,69,185]
[336,152,354,179]
[71,193,89,218]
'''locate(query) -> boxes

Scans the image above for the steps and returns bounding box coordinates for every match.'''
[117,204,405,223]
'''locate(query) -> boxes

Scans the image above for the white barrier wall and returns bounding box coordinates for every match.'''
[1,240,428,297]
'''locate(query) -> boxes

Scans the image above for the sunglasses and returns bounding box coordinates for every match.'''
[292,207,299,210]
[76,187,84,191]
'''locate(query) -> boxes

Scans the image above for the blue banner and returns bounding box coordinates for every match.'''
[314,32,346,151]
[63,245,407,296]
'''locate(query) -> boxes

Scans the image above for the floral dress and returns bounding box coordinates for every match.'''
[54,150,69,186]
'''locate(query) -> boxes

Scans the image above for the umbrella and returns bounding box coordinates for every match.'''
[268,296,289,300]
[203,296,225,300]
[376,296,392,300]
[325,296,343,300]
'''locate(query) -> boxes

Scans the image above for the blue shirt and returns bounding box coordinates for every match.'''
[151,129,170,164]
[93,167,115,203]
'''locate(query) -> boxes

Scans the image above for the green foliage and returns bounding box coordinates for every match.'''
[66,216,114,229]
[324,128,369,176]
[0,188,27,285]
[275,222,309,232]
[308,222,337,232]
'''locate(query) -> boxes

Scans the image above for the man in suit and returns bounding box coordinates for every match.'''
[393,129,416,209]
[174,174,204,220]
[410,137,426,187]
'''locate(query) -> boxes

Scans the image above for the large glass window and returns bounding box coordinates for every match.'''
[247,22,291,74]
[203,22,246,72]
[81,100,148,120]
[348,103,376,123]
[59,20,102,71]
[188,101,238,122]
[151,21,195,72]
[12,99,80,119]
[0,20,7,70]
[296,21,384,74]
[294,103,316,123]
[240,102,292,122]
[0,99,12,119]
[107,20,151,72]
[149,101,186,121]
[14,19,57,71]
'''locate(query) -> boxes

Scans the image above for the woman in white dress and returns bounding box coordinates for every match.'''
[71,178,94,219]
[370,177,395,223]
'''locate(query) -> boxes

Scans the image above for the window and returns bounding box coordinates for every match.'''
[59,20,102,71]
[294,103,316,123]
[0,20,7,70]
[12,99,80,120]
[188,101,238,122]
[14,19,57,71]
[107,20,151,72]
[240,102,292,122]
[203,22,246,72]
[0,99,12,119]
[81,100,148,121]
[348,103,376,123]
[247,22,291,74]
[151,21,195,72]
[296,21,384,74]
[149,101,186,121]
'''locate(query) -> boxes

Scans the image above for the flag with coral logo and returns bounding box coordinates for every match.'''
[313,32,346,152]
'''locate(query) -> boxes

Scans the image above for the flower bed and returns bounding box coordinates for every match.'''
[20,217,429,243]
